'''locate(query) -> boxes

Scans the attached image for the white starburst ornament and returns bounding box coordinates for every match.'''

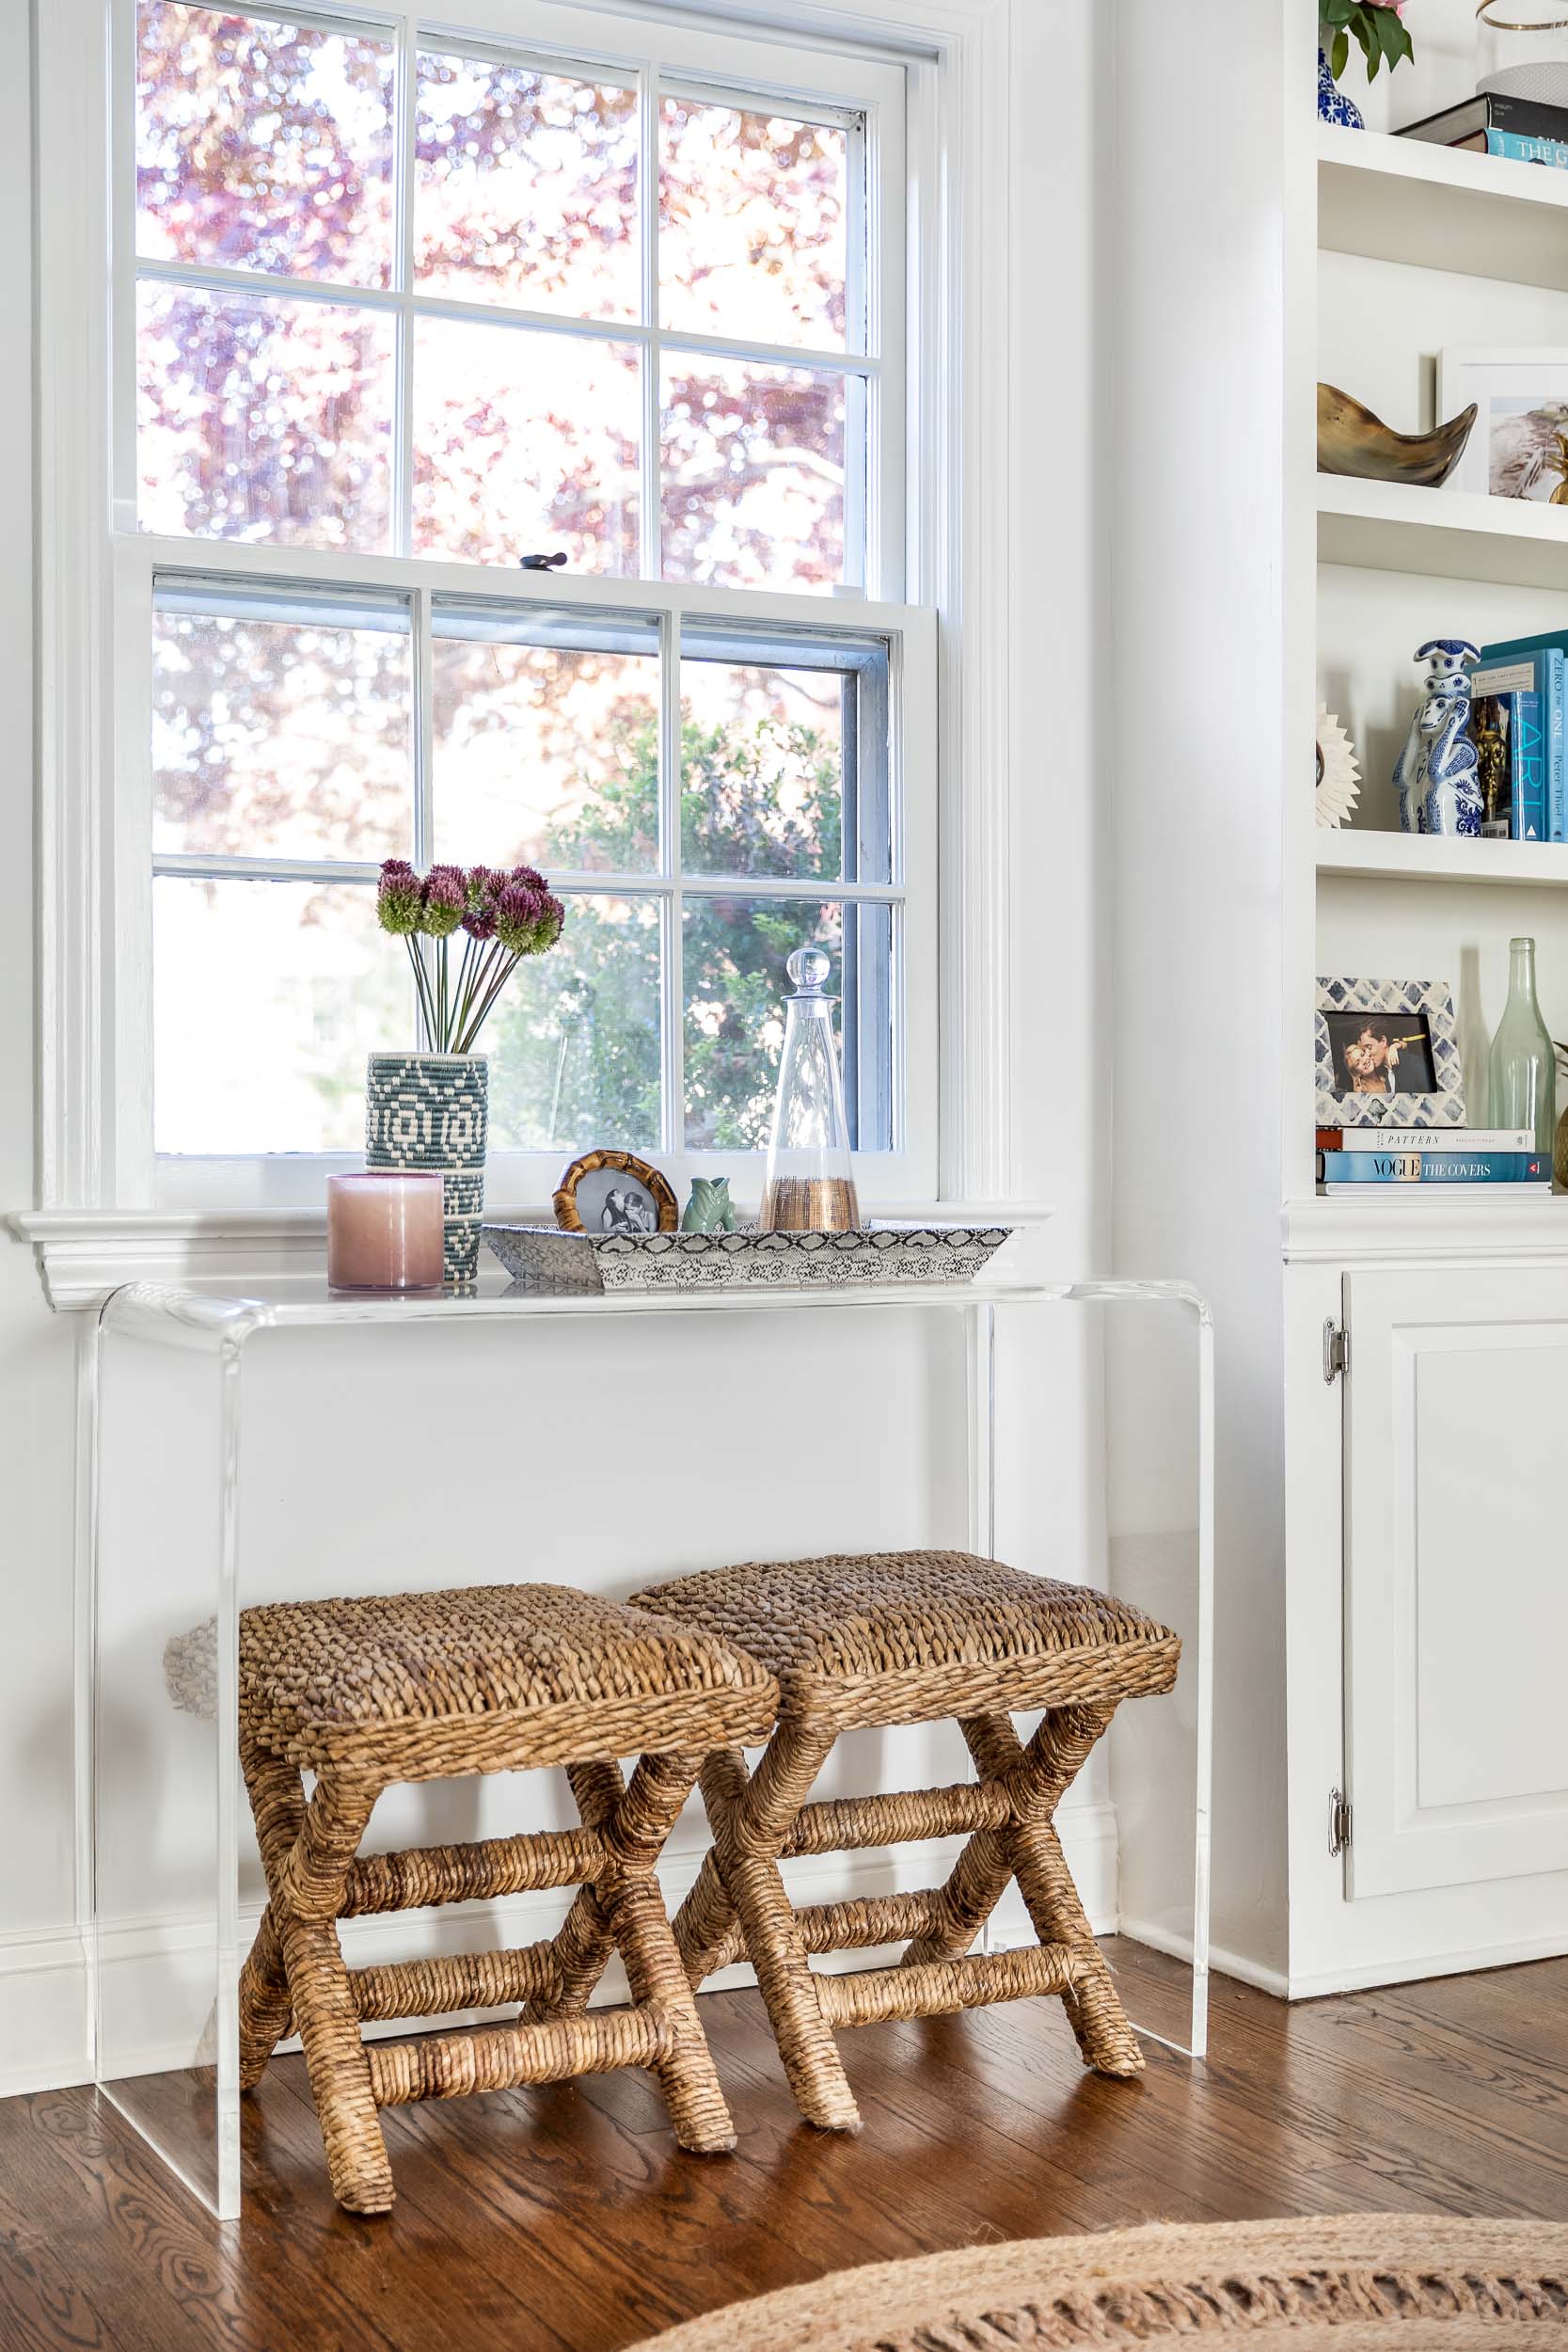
[1315,704,1361,830]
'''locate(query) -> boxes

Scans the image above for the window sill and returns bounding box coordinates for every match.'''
[8,1201,1057,1312]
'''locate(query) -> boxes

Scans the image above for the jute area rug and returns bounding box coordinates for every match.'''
[625,2217,1568,2350]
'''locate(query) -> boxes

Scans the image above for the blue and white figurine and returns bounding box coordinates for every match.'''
[1394,639,1482,837]
[1317,46,1364,129]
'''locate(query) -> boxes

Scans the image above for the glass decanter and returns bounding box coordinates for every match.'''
[1489,935,1556,1158]
[759,946,862,1232]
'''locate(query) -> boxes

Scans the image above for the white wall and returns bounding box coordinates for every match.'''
[2,0,1129,2095]
[1108,0,1291,1983]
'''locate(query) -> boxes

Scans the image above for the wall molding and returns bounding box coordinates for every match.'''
[1,1799,1115,2098]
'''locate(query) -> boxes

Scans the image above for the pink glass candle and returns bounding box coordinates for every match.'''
[327,1172,445,1292]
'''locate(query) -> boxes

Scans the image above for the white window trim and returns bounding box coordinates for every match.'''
[25,0,1020,1298]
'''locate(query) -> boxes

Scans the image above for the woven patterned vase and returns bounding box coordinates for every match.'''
[364,1054,488,1286]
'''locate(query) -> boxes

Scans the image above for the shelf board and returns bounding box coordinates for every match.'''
[1317,828,1568,886]
[1318,121,1568,292]
[1318,475,1568,593]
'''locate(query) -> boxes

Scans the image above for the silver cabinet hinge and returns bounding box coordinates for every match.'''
[1329,1788,1353,1857]
[1323,1320,1350,1384]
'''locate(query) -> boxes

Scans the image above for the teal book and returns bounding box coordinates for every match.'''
[1481,129,1568,167]
[1318,1150,1549,1184]
[1477,637,1567,839]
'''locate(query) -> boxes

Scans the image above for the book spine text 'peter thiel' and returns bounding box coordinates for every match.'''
[1318,1152,1550,1185]
[1317,1127,1533,1152]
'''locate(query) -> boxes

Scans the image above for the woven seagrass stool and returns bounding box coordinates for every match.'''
[629,1550,1180,2134]
[235,1581,778,2213]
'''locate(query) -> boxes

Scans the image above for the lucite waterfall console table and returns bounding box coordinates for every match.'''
[88,1270,1213,2219]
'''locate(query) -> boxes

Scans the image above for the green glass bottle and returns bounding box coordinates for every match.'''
[1488,935,1556,1158]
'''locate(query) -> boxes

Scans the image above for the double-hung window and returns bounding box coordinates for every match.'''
[101,0,937,1210]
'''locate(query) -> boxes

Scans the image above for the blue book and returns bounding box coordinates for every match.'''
[1481,129,1568,168]
[1319,1150,1549,1184]
[1516,690,1547,842]
[1478,637,1568,839]
[1471,689,1543,838]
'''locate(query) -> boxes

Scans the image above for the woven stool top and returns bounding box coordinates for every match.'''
[632,1551,1179,1726]
[240,1581,778,1778]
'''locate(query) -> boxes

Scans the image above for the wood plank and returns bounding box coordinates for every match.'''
[0,1957,1565,2352]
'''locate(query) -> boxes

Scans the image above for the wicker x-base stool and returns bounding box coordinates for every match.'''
[630,1550,1181,2133]
[234,1582,778,2212]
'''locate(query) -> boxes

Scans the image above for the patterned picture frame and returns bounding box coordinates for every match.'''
[1315,977,1465,1130]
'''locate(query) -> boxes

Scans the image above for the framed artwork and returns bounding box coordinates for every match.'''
[1437,348,1568,504]
[553,1149,678,1235]
[1315,977,1465,1130]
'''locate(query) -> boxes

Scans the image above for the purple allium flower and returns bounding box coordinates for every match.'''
[534,891,566,952]
[419,865,467,940]
[376,858,422,936]
[496,881,566,957]
[462,865,502,941]
[509,864,547,894]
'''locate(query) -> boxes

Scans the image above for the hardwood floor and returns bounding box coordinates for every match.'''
[3,1943,1566,2352]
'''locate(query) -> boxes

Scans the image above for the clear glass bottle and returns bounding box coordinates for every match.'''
[759,946,861,1232]
[1489,935,1556,1158]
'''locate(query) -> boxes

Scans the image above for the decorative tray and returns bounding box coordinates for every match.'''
[482,1222,1013,1295]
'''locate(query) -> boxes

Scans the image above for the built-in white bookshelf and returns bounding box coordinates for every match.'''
[1305,71,1568,1215]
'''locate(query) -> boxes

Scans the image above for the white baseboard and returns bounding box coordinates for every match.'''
[0,1926,91,2096]
[1282,1925,1568,2002]
[0,1805,1120,2099]
[1115,1914,1291,2001]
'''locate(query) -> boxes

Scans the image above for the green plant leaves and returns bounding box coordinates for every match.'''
[1321,4,1414,81]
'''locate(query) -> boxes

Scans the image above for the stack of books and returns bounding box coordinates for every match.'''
[1401,92,1568,171]
[1317,1128,1550,1193]
[1472,632,1566,844]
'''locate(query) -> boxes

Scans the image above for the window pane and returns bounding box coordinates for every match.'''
[153,596,412,861]
[416,52,639,320]
[154,879,408,1153]
[660,99,850,349]
[413,321,640,572]
[136,1,394,288]
[433,609,659,873]
[660,358,847,592]
[682,658,846,881]
[137,282,395,548]
[683,897,891,1151]
[486,896,661,1152]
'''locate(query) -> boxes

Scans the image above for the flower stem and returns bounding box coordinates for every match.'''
[451,934,489,1047]
[454,950,521,1054]
[407,937,437,1046]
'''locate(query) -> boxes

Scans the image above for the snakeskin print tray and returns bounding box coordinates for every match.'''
[482,1223,1013,1294]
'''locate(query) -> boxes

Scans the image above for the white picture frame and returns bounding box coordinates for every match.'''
[1437,347,1568,505]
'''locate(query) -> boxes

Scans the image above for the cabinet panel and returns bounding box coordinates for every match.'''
[1345,1266,1568,1900]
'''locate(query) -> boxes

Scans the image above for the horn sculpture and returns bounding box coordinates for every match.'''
[1317,383,1478,488]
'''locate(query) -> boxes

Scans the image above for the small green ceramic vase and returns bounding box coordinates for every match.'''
[681,1177,736,1233]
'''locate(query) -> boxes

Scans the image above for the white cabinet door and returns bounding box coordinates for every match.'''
[1344,1265,1568,1900]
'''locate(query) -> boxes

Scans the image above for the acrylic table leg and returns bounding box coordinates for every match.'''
[214,1338,245,2220]
[967,1300,996,1562]
[996,1283,1212,2065]
[1188,1307,1214,2061]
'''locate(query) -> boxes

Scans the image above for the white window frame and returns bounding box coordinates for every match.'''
[31,0,1019,1274]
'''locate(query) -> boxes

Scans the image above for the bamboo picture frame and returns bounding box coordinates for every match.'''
[553,1149,679,1235]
